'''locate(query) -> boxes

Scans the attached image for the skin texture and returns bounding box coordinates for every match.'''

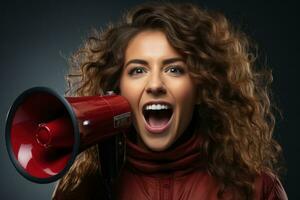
[120,30,197,151]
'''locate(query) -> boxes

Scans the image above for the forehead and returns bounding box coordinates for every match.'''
[125,30,181,61]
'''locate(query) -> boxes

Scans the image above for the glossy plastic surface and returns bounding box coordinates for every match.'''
[67,94,131,150]
[6,87,131,183]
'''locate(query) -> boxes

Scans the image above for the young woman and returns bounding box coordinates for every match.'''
[52,2,287,200]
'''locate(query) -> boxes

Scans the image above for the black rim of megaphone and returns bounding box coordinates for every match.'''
[5,87,80,184]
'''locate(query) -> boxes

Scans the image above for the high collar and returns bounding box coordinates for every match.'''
[125,130,205,175]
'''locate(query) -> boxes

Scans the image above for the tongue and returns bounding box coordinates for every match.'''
[148,111,170,127]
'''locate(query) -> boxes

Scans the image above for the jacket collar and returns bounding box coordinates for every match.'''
[125,126,205,175]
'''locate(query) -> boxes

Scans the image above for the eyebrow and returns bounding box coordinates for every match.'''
[163,57,184,65]
[124,57,184,68]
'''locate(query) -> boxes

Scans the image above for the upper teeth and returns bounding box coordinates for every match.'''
[145,104,170,110]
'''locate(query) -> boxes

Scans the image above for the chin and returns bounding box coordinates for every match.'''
[141,133,174,152]
[147,143,168,152]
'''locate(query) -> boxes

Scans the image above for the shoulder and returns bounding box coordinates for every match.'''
[255,172,288,200]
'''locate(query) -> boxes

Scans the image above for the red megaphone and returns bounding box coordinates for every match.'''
[5,87,131,183]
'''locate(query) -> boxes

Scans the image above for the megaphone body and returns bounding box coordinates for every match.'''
[5,87,131,183]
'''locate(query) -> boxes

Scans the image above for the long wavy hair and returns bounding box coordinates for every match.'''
[57,2,283,199]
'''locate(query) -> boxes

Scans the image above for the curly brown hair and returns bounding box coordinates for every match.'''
[58,2,283,199]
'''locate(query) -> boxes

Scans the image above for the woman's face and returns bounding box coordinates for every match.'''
[120,30,197,151]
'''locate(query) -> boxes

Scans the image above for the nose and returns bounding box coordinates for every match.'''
[145,73,166,96]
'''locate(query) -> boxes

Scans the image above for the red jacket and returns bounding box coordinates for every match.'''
[53,133,288,200]
[116,133,288,200]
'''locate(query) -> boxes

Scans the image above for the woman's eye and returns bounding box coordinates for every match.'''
[128,67,146,76]
[165,66,185,75]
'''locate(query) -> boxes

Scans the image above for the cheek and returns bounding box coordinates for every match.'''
[120,77,143,111]
[170,78,196,105]
[120,78,134,104]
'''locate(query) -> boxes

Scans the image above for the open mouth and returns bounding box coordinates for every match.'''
[142,103,173,133]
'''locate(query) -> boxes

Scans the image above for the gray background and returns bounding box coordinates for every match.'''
[1,0,299,199]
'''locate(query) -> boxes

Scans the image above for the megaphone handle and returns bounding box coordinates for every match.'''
[97,133,126,200]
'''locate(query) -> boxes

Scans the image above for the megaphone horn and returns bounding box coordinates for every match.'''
[5,87,131,183]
